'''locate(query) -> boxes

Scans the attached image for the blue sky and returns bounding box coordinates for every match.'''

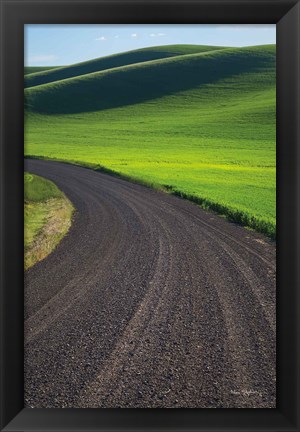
[24,24,276,66]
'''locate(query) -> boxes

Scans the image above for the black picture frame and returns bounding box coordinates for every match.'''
[1,0,299,431]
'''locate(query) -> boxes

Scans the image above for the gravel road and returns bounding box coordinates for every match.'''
[24,159,276,408]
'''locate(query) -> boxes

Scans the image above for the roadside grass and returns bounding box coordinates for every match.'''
[24,44,276,239]
[24,171,64,201]
[24,173,74,269]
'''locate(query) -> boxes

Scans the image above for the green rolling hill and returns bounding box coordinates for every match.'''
[24,44,223,89]
[25,46,274,114]
[25,44,276,238]
[24,66,58,75]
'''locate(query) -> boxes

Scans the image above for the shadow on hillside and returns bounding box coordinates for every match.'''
[24,46,222,89]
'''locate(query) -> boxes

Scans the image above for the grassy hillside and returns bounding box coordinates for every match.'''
[24,45,223,89]
[25,46,274,114]
[24,173,73,269]
[25,66,57,75]
[25,44,276,238]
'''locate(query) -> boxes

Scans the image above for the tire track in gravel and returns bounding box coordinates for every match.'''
[24,159,276,408]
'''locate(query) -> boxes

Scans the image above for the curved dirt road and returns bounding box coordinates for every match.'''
[24,159,276,408]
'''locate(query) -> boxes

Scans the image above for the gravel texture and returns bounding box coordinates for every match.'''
[24,159,276,408]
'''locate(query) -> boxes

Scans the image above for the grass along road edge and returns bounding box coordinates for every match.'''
[24,172,74,269]
[25,156,275,239]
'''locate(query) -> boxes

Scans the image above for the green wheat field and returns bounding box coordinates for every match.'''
[24,44,276,238]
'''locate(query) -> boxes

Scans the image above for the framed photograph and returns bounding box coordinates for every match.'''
[1,0,299,431]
